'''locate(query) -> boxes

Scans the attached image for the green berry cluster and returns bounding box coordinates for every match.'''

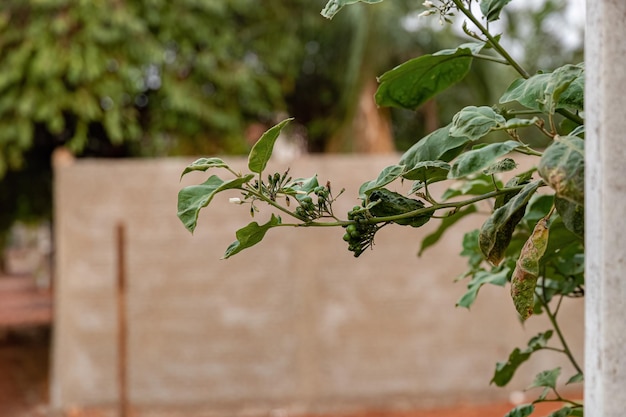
[343,205,380,257]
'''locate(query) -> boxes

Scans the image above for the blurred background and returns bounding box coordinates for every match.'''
[0,0,583,415]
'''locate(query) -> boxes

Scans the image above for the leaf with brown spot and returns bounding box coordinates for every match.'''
[511,218,550,320]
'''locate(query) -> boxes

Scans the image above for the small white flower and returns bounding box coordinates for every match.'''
[229,197,243,204]
[422,1,434,7]
[418,10,435,17]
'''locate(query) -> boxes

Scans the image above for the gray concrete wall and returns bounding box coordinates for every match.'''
[51,155,583,415]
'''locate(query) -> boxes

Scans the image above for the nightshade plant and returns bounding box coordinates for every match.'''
[178,1,584,416]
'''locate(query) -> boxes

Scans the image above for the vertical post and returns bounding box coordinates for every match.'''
[116,223,129,417]
[585,1,626,416]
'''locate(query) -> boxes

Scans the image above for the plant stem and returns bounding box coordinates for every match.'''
[452,0,530,79]
[538,285,584,376]
[471,53,510,66]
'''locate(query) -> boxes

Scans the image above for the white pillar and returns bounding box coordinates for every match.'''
[585,1,626,416]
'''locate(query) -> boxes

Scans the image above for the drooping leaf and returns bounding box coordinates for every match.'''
[402,160,450,182]
[511,218,550,320]
[419,205,477,256]
[223,214,282,259]
[480,0,513,21]
[177,174,254,233]
[320,0,383,19]
[528,367,561,390]
[399,124,471,168]
[359,164,405,198]
[248,117,294,174]
[554,196,584,238]
[504,404,535,417]
[450,106,506,141]
[500,64,584,113]
[538,135,584,205]
[367,189,430,227]
[457,266,509,309]
[180,157,230,179]
[375,44,484,110]
[448,141,521,179]
[479,180,542,266]
[491,331,553,386]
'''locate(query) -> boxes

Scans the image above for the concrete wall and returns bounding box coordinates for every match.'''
[51,155,583,415]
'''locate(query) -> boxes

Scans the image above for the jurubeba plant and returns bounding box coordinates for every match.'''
[177,1,584,416]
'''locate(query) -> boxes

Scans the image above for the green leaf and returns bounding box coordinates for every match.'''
[442,175,499,200]
[399,124,471,168]
[367,189,430,227]
[457,266,509,309]
[320,0,383,19]
[285,175,320,199]
[480,0,513,21]
[500,64,584,113]
[504,404,535,417]
[375,44,482,110]
[419,205,477,256]
[223,214,282,259]
[180,157,229,179]
[511,218,550,320]
[492,331,553,387]
[548,407,574,417]
[450,106,506,141]
[479,180,542,266]
[402,160,450,182]
[359,164,405,199]
[529,367,561,390]
[566,372,584,385]
[177,174,254,233]
[248,118,294,174]
[538,135,584,205]
[448,141,521,179]
[483,158,518,175]
[554,196,584,238]
[501,117,540,130]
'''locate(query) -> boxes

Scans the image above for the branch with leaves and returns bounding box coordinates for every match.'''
[178,1,584,415]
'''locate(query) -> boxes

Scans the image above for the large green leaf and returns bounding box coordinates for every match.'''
[399,124,471,169]
[547,407,576,417]
[499,64,584,113]
[419,205,477,256]
[223,214,282,259]
[441,175,500,200]
[358,164,405,198]
[180,157,230,179]
[492,331,553,387]
[375,44,484,110]
[177,174,254,233]
[457,266,509,309]
[480,0,513,21]
[479,180,542,266]
[448,141,521,179]
[538,135,584,205]
[320,0,383,19]
[402,160,450,182]
[450,106,506,141]
[248,118,293,174]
